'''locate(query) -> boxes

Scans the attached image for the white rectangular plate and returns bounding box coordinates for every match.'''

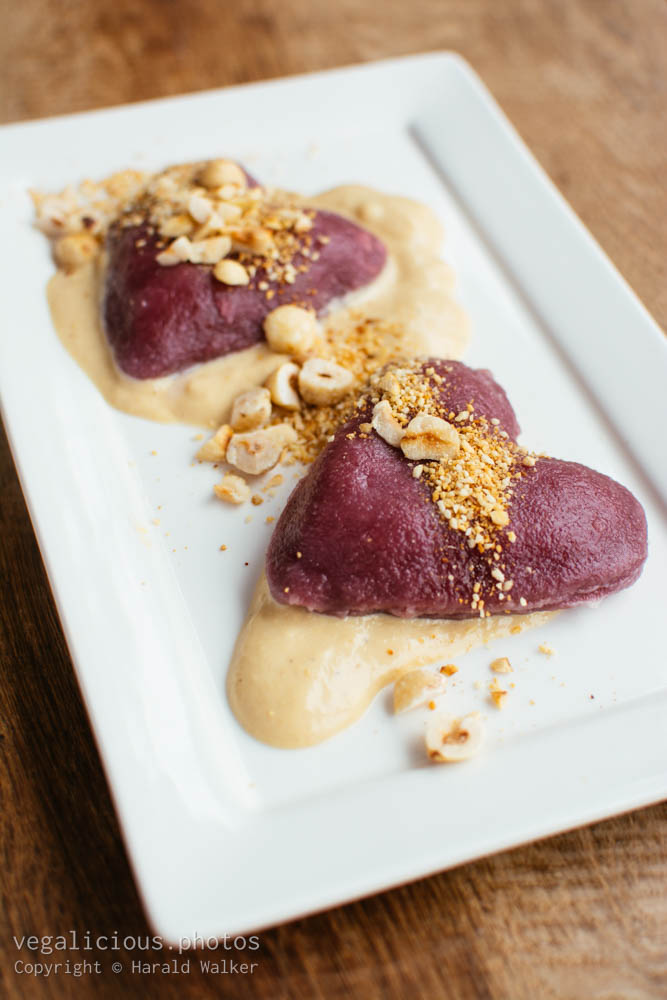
[1,54,666,942]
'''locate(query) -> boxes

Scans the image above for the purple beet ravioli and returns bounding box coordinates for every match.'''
[267,359,647,618]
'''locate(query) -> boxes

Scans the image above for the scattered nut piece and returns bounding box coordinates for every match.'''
[489,677,508,709]
[213,473,250,505]
[426,712,484,763]
[104,168,145,200]
[400,414,460,462]
[196,424,233,462]
[440,664,458,676]
[235,226,275,256]
[490,508,510,527]
[156,235,192,266]
[54,233,99,270]
[251,494,264,506]
[230,387,272,431]
[159,214,195,237]
[226,424,297,476]
[298,358,354,405]
[169,234,193,259]
[198,159,247,190]
[155,248,182,267]
[263,305,320,355]
[378,372,401,397]
[371,400,405,448]
[538,643,555,656]
[393,669,447,714]
[265,362,301,410]
[188,235,232,265]
[491,657,513,674]
[215,202,243,224]
[213,259,249,285]
[188,193,214,224]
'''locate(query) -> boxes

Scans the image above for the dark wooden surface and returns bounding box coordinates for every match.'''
[1,1,666,997]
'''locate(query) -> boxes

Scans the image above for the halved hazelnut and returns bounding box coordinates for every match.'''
[230,387,272,432]
[371,400,405,448]
[298,358,354,405]
[425,711,484,762]
[400,414,460,462]
[265,362,301,410]
[226,424,297,476]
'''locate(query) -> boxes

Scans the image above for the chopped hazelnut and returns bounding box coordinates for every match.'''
[213,259,249,285]
[214,474,250,505]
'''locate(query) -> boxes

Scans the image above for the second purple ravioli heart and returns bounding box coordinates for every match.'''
[267,360,647,618]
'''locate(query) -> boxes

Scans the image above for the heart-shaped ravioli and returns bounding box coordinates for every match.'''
[104,195,387,378]
[267,359,647,618]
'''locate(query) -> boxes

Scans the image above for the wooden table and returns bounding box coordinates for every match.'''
[1,2,666,997]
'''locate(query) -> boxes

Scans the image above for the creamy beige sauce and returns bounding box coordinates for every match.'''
[47,185,468,428]
[228,575,553,748]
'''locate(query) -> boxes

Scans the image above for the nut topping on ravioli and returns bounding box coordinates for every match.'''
[266,359,647,618]
[34,159,387,379]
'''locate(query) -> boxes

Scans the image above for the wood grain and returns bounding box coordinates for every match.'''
[1,1,666,997]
